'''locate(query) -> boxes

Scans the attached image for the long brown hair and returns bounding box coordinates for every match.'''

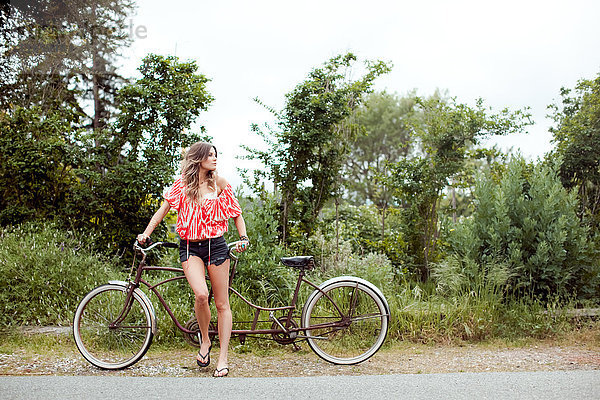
[181,142,217,203]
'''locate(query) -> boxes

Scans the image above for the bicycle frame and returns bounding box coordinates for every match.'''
[116,242,350,341]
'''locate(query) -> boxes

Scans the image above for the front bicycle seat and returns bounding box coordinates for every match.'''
[280,256,314,270]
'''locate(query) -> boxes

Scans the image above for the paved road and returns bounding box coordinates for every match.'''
[2,371,599,399]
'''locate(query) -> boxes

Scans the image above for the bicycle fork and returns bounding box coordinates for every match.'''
[108,282,138,329]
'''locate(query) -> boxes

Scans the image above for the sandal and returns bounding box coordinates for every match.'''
[213,367,229,377]
[196,340,212,368]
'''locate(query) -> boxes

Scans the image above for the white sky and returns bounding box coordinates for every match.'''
[120,0,600,189]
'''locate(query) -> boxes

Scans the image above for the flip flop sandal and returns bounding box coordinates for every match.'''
[213,367,229,377]
[196,341,212,368]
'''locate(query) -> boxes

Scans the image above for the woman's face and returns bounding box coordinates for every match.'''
[200,147,217,171]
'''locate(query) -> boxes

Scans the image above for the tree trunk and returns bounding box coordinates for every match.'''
[451,185,457,223]
[92,58,102,131]
[335,197,340,262]
[91,3,102,133]
[281,196,288,246]
[381,203,387,241]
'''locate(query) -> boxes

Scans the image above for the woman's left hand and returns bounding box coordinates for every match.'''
[235,239,249,253]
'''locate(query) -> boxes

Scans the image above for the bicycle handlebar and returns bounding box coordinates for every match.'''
[133,240,178,253]
[134,240,247,255]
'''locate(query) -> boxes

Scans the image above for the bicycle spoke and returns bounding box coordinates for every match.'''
[349,313,388,323]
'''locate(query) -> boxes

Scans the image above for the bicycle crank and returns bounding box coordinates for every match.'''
[270,316,299,345]
[183,318,217,348]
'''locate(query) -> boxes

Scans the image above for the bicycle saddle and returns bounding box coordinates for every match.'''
[280,256,314,270]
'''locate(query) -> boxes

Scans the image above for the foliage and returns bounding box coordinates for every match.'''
[0,54,213,252]
[306,233,395,294]
[0,106,79,225]
[0,222,588,346]
[317,203,407,276]
[65,54,213,251]
[243,53,391,246]
[0,0,135,127]
[386,96,531,280]
[0,3,213,253]
[0,223,118,327]
[388,280,575,343]
[435,157,599,300]
[343,91,415,209]
[549,73,600,232]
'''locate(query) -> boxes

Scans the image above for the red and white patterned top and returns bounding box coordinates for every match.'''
[163,177,242,240]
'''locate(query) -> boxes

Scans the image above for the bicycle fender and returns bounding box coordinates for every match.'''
[108,280,158,335]
[306,276,390,317]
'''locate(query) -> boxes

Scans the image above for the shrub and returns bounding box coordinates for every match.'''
[317,203,407,278]
[229,195,296,306]
[0,223,118,327]
[435,157,600,300]
[307,233,394,295]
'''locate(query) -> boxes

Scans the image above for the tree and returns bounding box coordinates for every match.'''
[386,97,531,280]
[243,53,391,247]
[0,4,214,251]
[549,73,600,232]
[0,0,135,129]
[65,55,214,250]
[0,106,79,225]
[343,91,415,239]
[0,53,213,253]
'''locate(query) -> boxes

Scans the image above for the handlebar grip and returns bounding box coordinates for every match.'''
[162,242,178,249]
[136,236,152,248]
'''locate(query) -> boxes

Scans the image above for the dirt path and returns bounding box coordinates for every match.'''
[2,337,599,378]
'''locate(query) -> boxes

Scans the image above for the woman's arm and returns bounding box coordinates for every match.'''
[137,200,171,244]
[233,214,249,252]
[216,175,249,251]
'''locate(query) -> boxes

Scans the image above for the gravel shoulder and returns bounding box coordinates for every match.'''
[1,328,599,378]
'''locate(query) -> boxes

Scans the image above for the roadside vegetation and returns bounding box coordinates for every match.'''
[1,1,599,352]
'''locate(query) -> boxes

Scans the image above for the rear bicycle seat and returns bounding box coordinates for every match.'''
[280,256,314,270]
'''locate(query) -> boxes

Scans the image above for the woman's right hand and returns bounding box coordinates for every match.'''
[137,234,149,245]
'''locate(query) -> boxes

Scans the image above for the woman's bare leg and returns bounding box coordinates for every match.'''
[207,258,232,374]
[182,256,212,364]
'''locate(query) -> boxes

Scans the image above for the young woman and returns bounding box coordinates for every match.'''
[137,142,249,377]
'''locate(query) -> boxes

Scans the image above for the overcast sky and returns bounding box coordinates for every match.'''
[120,0,600,188]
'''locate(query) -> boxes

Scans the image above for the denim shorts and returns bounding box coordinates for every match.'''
[179,236,230,266]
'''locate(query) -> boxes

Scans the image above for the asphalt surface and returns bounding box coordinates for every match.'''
[2,371,599,399]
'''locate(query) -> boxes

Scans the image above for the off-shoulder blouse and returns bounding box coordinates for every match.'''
[163,177,242,240]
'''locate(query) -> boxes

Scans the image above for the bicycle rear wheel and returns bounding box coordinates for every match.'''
[73,284,154,370]
[301,279,389,365]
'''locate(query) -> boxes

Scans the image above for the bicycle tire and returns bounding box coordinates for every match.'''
[73,284,154,370]
[301,279,389,365]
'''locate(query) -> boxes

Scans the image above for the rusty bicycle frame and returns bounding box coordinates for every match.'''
[112,241,349,344]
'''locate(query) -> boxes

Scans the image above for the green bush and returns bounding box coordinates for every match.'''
[229,195,296,307]
[0,223,118,327]
[306,233,394,295]
[317,203,407,277]
[435,157,600,300]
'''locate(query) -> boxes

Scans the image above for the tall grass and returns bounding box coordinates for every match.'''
[150,234,588,346]
[387,279,576,344]
[0,224,588,347]
[0,223,118,327]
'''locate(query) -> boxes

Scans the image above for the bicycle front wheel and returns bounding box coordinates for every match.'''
[301,280,389,365]
[73,284,154,370]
